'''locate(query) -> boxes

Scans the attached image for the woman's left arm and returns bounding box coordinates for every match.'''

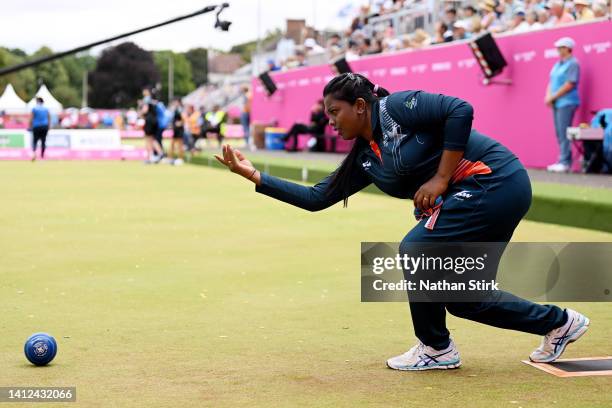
[413,149,464,211]
[387,91,473,210]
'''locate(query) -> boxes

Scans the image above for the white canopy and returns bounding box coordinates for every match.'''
[0,84,28,114]
[27,84,63,113]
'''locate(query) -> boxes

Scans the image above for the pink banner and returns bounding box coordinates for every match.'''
[0,148,148,161]
[252,21,611,169]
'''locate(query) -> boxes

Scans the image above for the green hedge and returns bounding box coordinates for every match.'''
[190,156,612,233]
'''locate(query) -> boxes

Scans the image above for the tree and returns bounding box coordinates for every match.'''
[0,48,36,100]
[89,42,159,108]
[52,85,81,107]
[32,46,70,90]
[153,51,195,104]
[184,48,208,86]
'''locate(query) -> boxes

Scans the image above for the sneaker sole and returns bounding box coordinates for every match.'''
[386,360,462,371]
[530,317,590,363]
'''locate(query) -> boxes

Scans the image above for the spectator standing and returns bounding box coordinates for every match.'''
[546,37,580,173]
[30,97,50,161]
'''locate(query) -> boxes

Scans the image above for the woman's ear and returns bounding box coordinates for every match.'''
[355,97,367,115]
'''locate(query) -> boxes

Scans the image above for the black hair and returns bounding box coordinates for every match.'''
[36,97,44,104]
[322,73,390,207]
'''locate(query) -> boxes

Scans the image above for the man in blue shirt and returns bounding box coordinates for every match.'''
[30,97,51,161]
[155,100,168,157]
[546,37,580,173]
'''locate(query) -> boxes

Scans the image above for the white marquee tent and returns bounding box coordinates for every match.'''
[27,84,63,113]
[0,84,28,114]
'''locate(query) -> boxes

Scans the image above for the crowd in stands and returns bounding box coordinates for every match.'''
[270,0,610,71]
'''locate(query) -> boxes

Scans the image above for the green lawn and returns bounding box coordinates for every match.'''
[1,161,611,408]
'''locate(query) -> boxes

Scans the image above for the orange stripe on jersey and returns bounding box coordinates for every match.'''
[450,159,492,184]
[370,140,383,164]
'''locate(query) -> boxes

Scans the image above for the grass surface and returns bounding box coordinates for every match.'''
[1,161,611,408]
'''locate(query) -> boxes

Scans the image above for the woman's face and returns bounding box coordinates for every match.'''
[324,95,367,141]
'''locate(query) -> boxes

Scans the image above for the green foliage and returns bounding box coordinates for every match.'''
[0,48,36,100]
[89,42,159,108]
[184,48,208,86]
[153,51,195,104]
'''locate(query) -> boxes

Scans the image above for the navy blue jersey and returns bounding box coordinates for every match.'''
[256,91,524,211]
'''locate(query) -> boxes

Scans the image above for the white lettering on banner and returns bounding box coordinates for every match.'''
[584,42,611,54]
[432,62,452,72]
[64,130,121,150]
[513,51,536,62]
[312,76,322,84]
[278,83,286,89]
[298,79,310,86]
[390,67,408,76]
[288,80,297,87]
[457,59,477,68]
[411,64,427,74]
[544,49,558,59]
[324,75,334,82]
[360,70,370,77]
[372,68,387,77]
[256,86,263,93]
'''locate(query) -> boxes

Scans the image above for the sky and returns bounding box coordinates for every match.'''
[0,0,362,55]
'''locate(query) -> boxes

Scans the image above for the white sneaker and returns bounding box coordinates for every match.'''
[386,340,461,371]
[546,163,570,173]
[173,158,184,166]
[529,308,589,363]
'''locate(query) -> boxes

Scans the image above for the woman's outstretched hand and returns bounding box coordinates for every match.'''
[214,144,259,183]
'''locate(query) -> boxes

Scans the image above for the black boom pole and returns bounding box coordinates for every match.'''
[0,3,229,76]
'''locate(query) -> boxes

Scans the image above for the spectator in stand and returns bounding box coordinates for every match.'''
[511,7,531,31]
[408,29,432,49]
[326,33,344,60]
[548,0,575,25]
[537,6,554,26]
[359,38,372,55]
[345,40,361,61]
[462,5,482,32]
[479,0,500,31]
[525,9,543,29]
[266,58,281,72]
[369,37,384,54]
[432,22,453,43]
[452,20,470,40]
[382,26,402,52]
[545,37,580,173]
[443,7,458,27]
[592,0,609,17]
[573,0,596,20]
[304,38,325,56]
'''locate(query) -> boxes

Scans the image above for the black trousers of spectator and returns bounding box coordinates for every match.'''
[283,123,324,151]
[204,125,224,147]
[32,126,49,158]
[155,127,165,154]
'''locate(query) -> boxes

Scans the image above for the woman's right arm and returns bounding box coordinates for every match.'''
[215,145,371,212]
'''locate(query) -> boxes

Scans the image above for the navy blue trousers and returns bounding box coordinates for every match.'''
[400,169,566,349]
